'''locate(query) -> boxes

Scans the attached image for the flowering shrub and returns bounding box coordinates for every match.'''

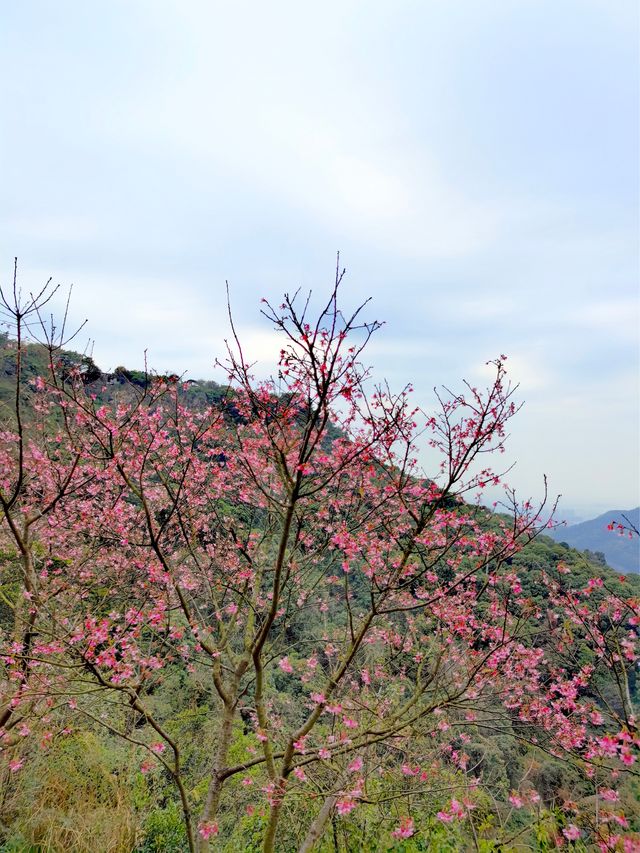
[0,271,638,851]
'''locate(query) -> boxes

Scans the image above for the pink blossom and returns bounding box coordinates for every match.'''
[562,824,581,841]
[9,759,23,772]
[348,756,363,772]
[391,817,415,839]
[437,811,454,823]
[620,748,636,766]
[450,799,465,817]
[612,813,629,829]
[150,742,166,754]
[278,657,294,674]
[598,735,618,756]
[198,821,219,840]
[599,789,619,802]
[335,797,357,815]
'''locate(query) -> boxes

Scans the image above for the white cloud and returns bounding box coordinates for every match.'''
[570,299,640,342]
[469,353,552,393]
[3,215,100,244]
[1,0,637,515]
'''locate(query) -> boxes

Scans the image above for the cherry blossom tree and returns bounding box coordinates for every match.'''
[0,264,637,851]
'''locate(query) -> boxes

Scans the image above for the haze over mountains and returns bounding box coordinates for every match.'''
[548,507,640,574]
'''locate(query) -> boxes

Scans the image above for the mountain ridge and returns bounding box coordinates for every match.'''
[548,507,640,574]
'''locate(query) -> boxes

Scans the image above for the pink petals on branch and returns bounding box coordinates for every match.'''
[391,817,415,839]
[198,821,219,840]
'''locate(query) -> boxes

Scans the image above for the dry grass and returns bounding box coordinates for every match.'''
[5,733,137,853]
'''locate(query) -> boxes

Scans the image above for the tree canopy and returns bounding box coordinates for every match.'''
[0,270,638,852]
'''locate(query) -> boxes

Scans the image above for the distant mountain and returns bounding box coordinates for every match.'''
[548,508,640,574]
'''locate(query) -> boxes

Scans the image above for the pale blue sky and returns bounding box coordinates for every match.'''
[1,1,638,518]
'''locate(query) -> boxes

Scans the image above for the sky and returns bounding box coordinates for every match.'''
[1,0,638,520]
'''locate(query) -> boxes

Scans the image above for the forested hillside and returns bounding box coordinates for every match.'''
[1,286,638,852]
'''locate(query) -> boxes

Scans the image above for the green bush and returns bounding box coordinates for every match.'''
[136,802,188,853]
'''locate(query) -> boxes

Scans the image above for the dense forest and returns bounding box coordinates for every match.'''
[0,281,638,852]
